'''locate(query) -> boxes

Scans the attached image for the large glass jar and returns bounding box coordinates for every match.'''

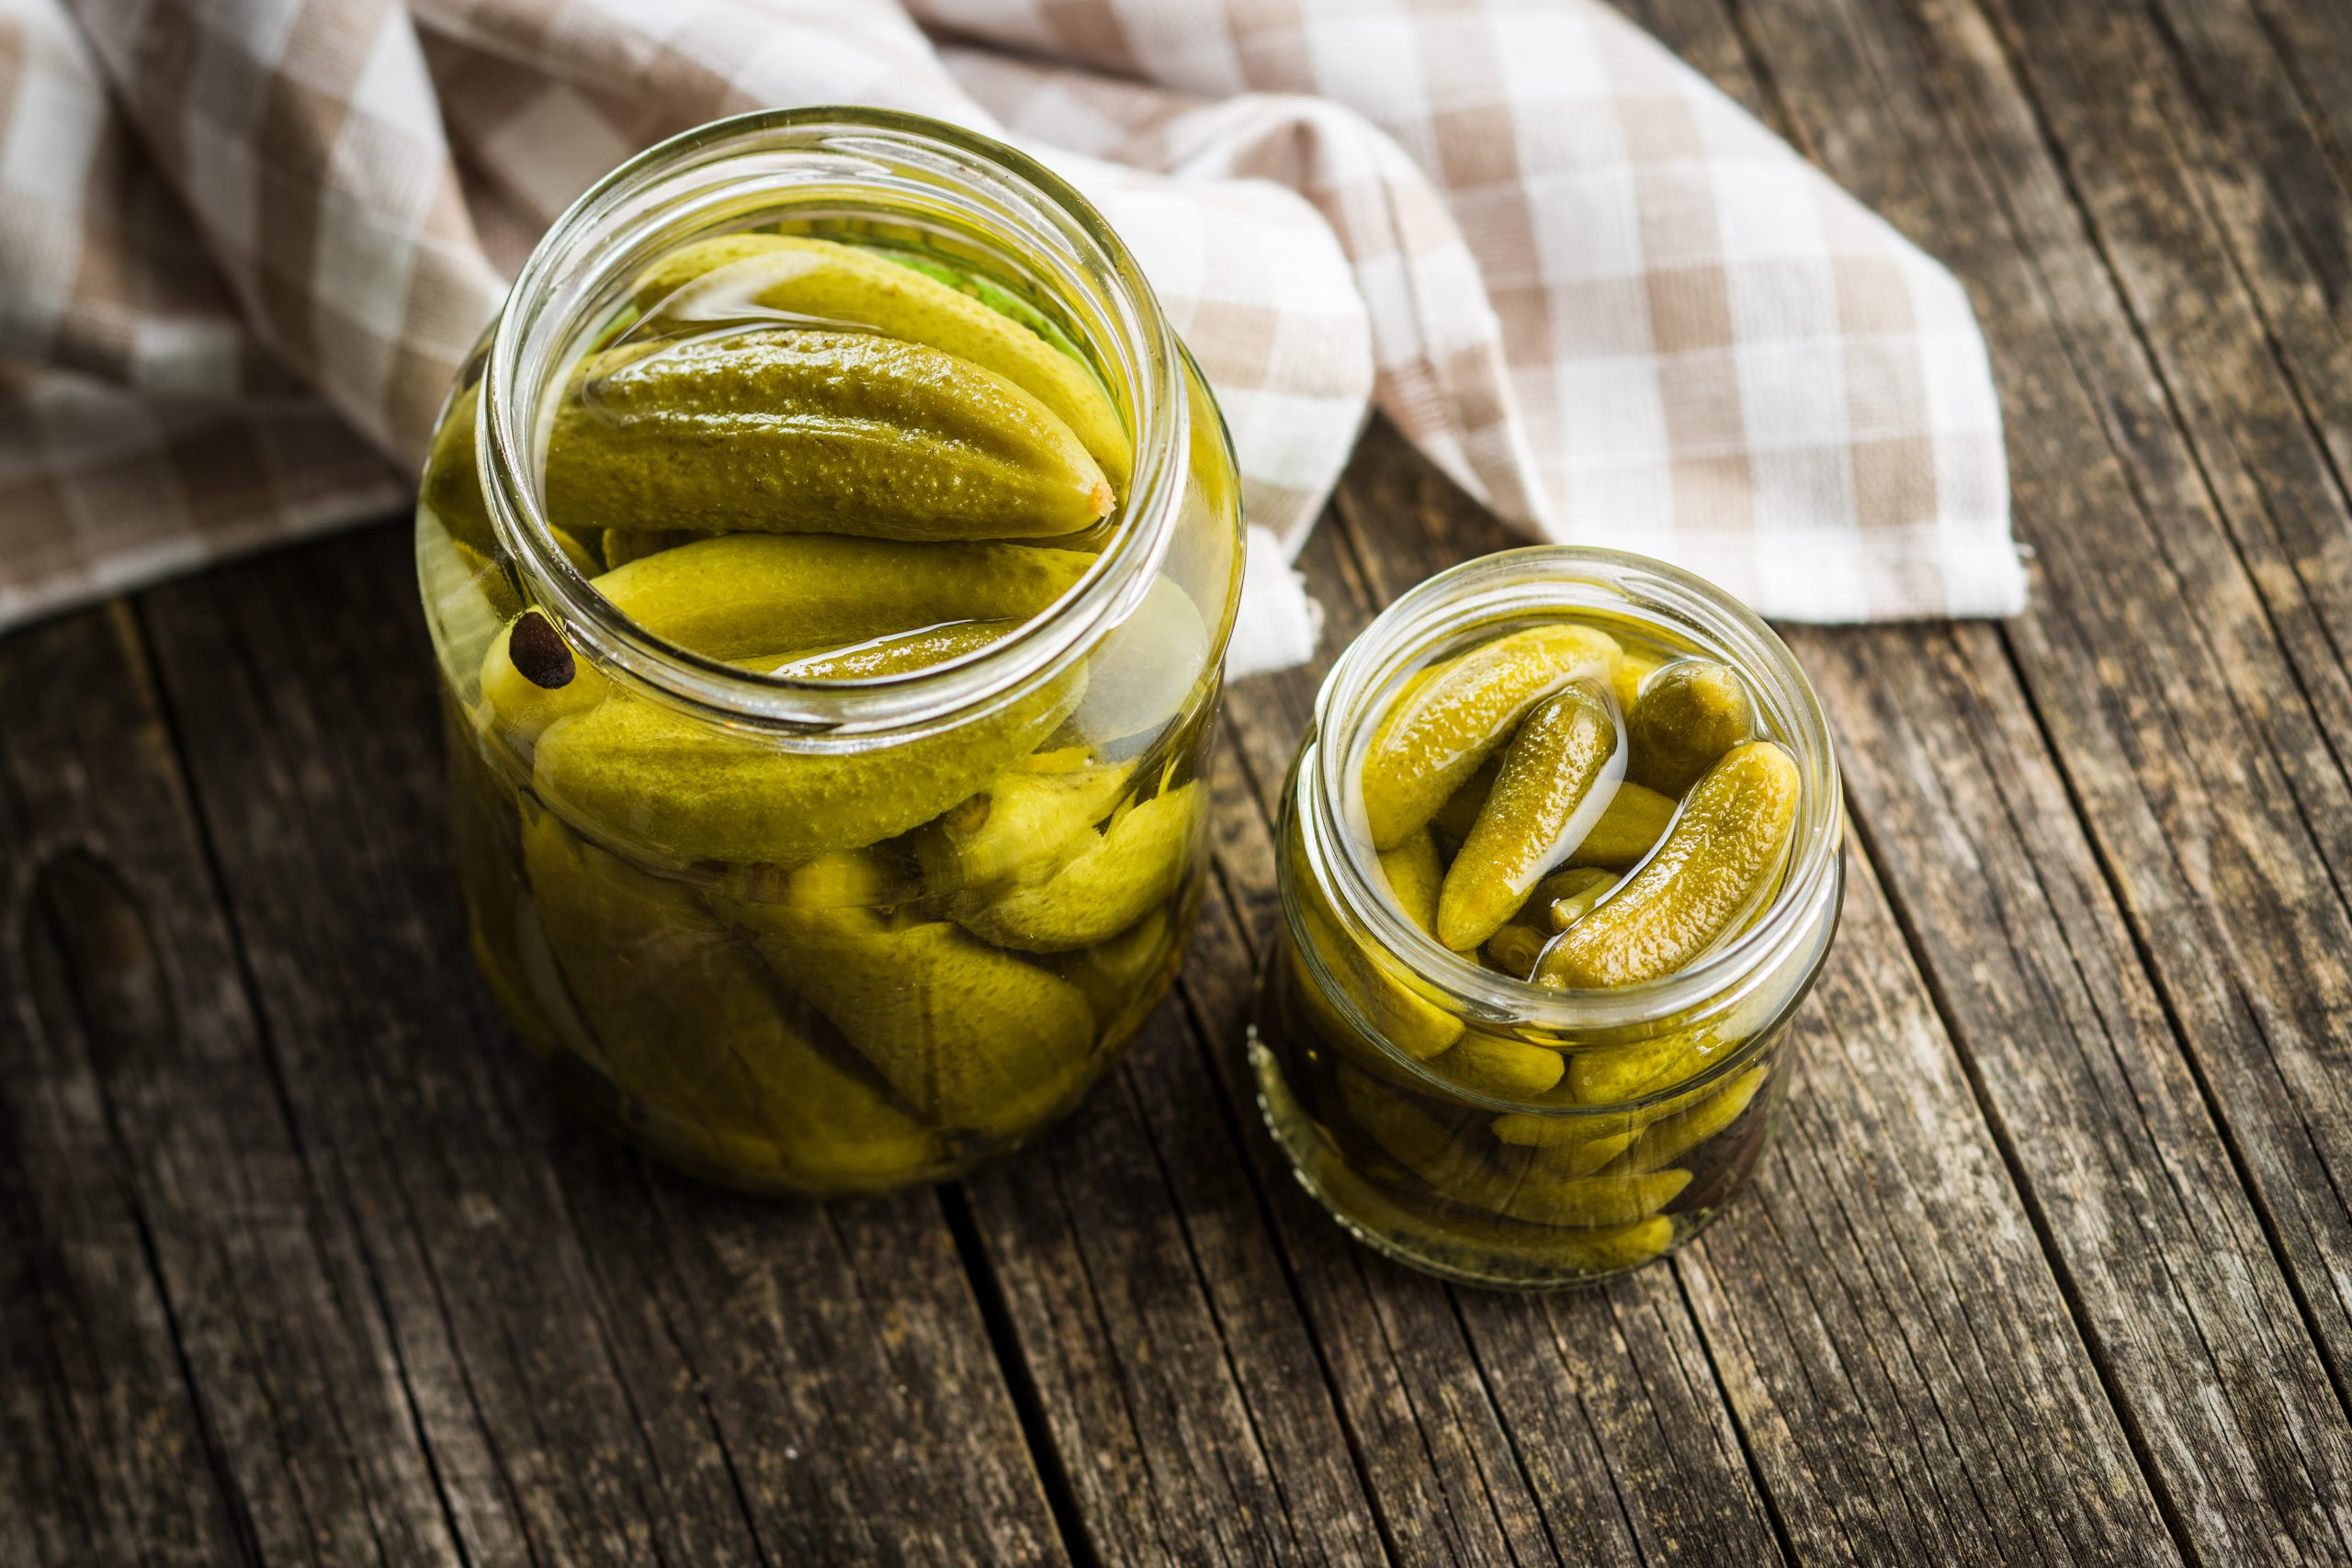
[1252,549,1842,1288]
[416,109,1243,1196]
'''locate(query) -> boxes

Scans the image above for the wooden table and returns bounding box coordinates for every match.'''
[9,0,2352,1562]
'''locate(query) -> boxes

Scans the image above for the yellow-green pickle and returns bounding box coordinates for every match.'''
[416,111,1243,1193]
[1252,550,1843,1288]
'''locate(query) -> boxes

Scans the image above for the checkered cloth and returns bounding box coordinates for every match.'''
[0,0,2023,662]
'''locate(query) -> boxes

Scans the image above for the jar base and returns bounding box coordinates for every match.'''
[1250,1024,1736,1289]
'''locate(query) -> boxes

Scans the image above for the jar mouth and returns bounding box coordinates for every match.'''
[1297,546,1846,1040]
[479,107,1190,742]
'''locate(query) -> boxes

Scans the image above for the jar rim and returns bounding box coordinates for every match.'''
[478,107,1191,740]
[1292,545,1846,1051]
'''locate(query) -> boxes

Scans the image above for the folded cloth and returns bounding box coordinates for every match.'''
[0,0,2023,656]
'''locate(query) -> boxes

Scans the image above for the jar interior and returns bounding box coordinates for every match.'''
[1254,548,1843,1287]
[1313,550,1845,1040]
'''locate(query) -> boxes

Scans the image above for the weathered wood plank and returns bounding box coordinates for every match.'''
[1971,0,2352,886]
[131,525,1069,1567]
[1612,0,2352,1556]
[957,992,1389,1568]
[1795,612,2352,1559]
[1679,848,2173,1568]
[0,604,470,1568]
[2243,0,2352,195]
[1738,0,2352,1390]
[1326,428,2179,1564]
[2130,0,2352,535]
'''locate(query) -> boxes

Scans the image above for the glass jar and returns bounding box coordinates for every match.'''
[415,109,1243,1195]
[1251,548,1842,1288]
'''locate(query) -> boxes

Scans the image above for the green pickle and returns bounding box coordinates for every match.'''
[1626,659,1757,795]
[422,208,1239,1196]
[1358,624,1619,849]
[548,330,1114,541]
[1257,592,1831,1288]
[1437,682,1619,950]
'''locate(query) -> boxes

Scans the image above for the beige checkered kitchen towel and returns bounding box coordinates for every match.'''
[0,0,2023,667]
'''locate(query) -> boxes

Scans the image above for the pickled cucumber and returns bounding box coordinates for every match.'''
[422,391,612,582]
[531,657,1083,866]
[422,384,492,552]
[1626,660,1757,795]
[602,528,694,570]
[548,330,1113,542]
[1484,921,1552,979]
[1427,755,1500,848]
[917,752,1137,897]
[721,854,1099,1138]
[1047,908,1173,1032]
[1538,742,1799,988]
[1359,624,1621,849]
[1435,753,1668,872]
[1566,783,1677,870]
[1295,911,1464,1062]
[1537,866,1617,930]
[1425,1031,1566,1099]
[1611,646,1666,716]
[958,782,1202,952]
[763,621,1015,680]
[1290,831,1464,1061]
[628,232,1132,492]
[522,807,944,1188]
[591,534,1092,663]
[1338,1069,1689,1226]
[1377,829,1445,936]
[1436,683,1622,950]
[1564,1031,1716,1104]
[1520,1124,1638,1179]
[1614,1066,1768,1174]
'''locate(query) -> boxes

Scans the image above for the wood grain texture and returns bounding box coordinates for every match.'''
[0,604,457,1568]
[1614,0,2352,1557]
[8,0,2352,1561]
[1325,434,2177,1566]
[129,529,1067,1567]
[956,995,1387,1568]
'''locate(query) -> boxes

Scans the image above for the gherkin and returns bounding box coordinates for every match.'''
[1436,682,1620,950]
[548,330,1114,541]
[629,232,1132,492]
[1359,624,1621,849]
[1539,741,1800,989]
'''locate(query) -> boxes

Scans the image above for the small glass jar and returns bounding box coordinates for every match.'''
[416,109,1243,1195]
[1251,548,1843,1289]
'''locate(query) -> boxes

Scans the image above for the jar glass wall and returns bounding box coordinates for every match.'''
[1251,548,1842,1289]
[416,110,1244,1196]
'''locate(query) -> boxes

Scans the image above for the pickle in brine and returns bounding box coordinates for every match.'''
[1626,659,1757,796]
[1436,682,1622,950]
[628,232,1132,492]
[1538,742,1799,989]
[548,330,1113,541]
[1358,624,1621,849]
